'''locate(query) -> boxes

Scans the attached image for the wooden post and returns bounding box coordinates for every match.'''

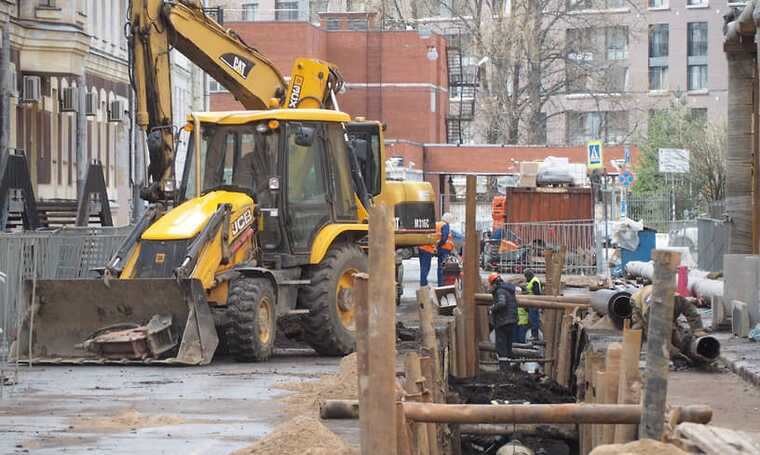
[454,309,467,378]
[584,351,604,454]
[448,321,459,378]
[417,287,442,402]
[396,402,414,455]
[462,174,479,377]
[725,41,755,254]
[404,353,429,455]
[366,204,398,455]
[555,311,573,387]
[420,356,440,455]
[614,323,643,443]
[601,343,622,445]
[355,274,371,449]
[542,309,558,379]
[592,369,606,449]
[639,250,680,441]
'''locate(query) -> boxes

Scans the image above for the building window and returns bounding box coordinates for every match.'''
[649,0,667,8]
[275,1,299,21]
[687,22,708,90]
[208,78,228,93]
[689,108,708,123]
[606,26,628,60]
[649,24,669,90]
[566,28,594,93]
[326,18,341,31]
[242,3,258,21]
[39,0,56,7]
[568,0,626,10]
[567,111,628,145]
[687,0,707,6]
[349,18,369,31]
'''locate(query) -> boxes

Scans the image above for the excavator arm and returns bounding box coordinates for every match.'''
[129,0,344,202]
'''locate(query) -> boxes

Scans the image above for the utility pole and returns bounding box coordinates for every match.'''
[75,76,88,200]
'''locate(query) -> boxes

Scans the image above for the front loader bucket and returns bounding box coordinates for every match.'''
[12,278,218,365]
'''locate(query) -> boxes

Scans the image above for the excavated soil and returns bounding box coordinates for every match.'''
[69,409,191,432]
[454,370,576,455]
[589,439,689,455]
[451,370,575,405]
[276,353,360,415]
[230,415,357,455]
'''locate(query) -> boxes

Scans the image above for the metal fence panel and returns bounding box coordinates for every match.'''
[698,218,729,272]
[0,226,131,379]
[483,221,596,275]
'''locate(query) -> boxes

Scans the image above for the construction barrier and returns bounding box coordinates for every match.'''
[484,220,596,275]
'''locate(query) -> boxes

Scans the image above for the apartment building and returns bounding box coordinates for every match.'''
[545,0,734,146]
[0,1,203,225]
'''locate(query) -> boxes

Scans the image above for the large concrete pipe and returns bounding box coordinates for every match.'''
[590,289,634,329]
[687,336,721,364]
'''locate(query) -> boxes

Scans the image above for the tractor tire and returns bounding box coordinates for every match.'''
[299,243,368,356]
[225,276,276,362]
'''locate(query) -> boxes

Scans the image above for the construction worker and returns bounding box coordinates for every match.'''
[488,273,518,370]
[418,243,434,287]
[523,269,542,340]
[436,213,455,286]
[631,285,706,360]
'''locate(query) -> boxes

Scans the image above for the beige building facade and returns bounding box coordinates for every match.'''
[544,0,735,146]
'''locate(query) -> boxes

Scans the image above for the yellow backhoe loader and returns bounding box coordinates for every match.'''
[13,0,434,365]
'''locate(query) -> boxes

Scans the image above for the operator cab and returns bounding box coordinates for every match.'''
[176,109,380,267]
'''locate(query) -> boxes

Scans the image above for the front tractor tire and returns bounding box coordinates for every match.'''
[225,277,276,362]
[299,244,368,356]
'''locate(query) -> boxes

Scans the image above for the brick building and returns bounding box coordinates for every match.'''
[209,12,449,144]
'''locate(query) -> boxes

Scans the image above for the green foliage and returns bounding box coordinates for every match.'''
[633,96,726,206]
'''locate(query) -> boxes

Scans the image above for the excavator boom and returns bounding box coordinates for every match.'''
[129,0,343,202]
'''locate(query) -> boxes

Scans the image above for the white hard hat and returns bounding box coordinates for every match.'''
[441,212,453,223]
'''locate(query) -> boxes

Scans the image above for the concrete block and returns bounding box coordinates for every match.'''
[732,300,750,338]
[743,256,760,327]
[722,254,746,326]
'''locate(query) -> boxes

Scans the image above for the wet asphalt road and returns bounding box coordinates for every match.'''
[0,259,430,455]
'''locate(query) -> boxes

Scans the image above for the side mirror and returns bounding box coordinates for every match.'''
[295,125,315,147]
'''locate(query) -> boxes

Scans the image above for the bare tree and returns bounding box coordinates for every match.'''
[368,0,644,145]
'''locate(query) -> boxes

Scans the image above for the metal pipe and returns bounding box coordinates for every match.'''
[687,336,721,363]
[402,403,712,425]
[478,341,541,358]
[590,289,634,329]
[459,423,577,441]
[475,293,590,310]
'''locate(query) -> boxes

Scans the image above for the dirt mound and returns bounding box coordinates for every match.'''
[277,353,359,415]
[230,415,357,455]
[451,370,574,405]
[70,409,188,431]
[590,439,689,455]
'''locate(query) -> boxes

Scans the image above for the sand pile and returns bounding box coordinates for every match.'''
[277,353,359,415]
[590,439,689,455]
[231,415,357,455]
[70,408,188,431]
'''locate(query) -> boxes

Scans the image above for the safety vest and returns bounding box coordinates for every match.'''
[517,308,529,325]
[526,276,542,295]
[419,221,454,254]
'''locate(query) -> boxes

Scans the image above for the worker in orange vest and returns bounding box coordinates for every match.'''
[419,213,455,287]
[436,213,455,286]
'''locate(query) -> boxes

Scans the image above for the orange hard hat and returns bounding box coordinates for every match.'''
[488,273,501,285]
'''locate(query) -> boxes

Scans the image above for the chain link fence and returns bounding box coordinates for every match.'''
[0,227,130,394]
[482,220,596,275]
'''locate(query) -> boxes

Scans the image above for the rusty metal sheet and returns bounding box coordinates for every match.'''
[504,187,593,223]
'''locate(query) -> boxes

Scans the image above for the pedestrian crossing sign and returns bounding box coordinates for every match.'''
[587,141,603,169]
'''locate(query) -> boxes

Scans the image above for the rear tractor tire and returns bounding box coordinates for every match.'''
[225,276,276,362]
[299,244,368,356]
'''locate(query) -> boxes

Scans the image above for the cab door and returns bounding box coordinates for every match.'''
[283,122,331,253]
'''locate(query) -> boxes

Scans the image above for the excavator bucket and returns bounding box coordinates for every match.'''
[12,278,218,365]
